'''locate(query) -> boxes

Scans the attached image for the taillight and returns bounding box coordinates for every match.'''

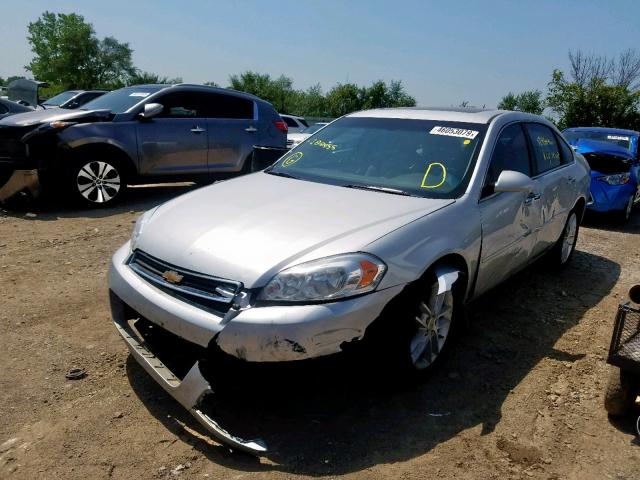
[273,119,288,133]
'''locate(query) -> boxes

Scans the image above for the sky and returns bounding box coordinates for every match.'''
[1,0,638,108]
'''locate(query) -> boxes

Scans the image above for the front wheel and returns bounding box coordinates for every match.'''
[366,270,461,380]
[620,194,634,223]
[67,158,127,207]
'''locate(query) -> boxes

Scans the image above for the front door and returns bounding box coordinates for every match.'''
[136,91,209,176]
[476,123,543,296]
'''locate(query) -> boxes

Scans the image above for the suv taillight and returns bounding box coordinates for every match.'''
[273,119,288,133]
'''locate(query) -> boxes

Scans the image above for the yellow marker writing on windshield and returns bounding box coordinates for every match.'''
[282,151,303,167]
[421,162,446,189]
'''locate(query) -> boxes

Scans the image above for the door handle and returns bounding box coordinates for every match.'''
[523,192,541,205]
[245,126,257,133]
[190,127,206,134]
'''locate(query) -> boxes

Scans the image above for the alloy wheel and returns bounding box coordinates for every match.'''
[409,283,454,370]
[76,161,121,204]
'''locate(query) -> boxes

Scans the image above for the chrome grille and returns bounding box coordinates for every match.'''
[128,250,242,314]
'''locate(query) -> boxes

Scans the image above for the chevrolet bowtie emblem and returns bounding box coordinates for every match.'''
[162,270,184,284]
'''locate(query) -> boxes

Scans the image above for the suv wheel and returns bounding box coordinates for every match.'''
[69,157,127,207]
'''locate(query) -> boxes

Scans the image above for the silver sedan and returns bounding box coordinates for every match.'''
[109,108,590,453]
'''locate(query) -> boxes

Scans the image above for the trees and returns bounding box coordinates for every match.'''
[546,50,640,130]
[128,71,182,85]
[547,69,640,130]
[26,11,135,90]
[497,90,544,114]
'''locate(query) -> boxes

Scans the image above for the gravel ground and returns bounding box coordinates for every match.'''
[1,184,639,479]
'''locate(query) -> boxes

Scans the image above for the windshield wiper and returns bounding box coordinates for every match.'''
[342,184,413,196]
[265,169,299,179]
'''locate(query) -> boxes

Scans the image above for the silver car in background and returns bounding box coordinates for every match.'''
[109,108,590,453]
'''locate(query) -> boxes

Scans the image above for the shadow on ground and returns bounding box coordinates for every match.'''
[0,182,198,220]
[125,248,620,475]
[582,207,640,234]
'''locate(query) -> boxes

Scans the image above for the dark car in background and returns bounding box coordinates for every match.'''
[0,98,34,119]
[564,127,639,222]
[42,90,107,109]
[0,84,287,206]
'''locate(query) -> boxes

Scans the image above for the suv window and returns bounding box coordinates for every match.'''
[208,93,253,119]
[157,91,254,119]
[283,116,298,127]
[526,123,562,174]
[483,123,531,197]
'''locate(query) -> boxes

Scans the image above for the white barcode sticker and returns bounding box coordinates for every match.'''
[129,92,150,97]
[430,126,479,139]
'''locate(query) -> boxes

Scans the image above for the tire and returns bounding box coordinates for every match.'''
[547,209,579,269]
[67,155,128,207]
[604,367,636,416]
[366,269,462,380]
[620,194,634,224]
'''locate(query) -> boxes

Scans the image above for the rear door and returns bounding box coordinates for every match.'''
[476,123,543,295]
[205,92,257,173]
[136,91,209,176]
[524,123,574,254]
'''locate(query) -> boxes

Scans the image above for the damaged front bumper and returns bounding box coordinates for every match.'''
[108,242,404,452]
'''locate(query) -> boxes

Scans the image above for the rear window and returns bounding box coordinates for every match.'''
[563,130,633,151]
[283,116,298,127]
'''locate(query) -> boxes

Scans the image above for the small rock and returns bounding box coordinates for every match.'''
[561,290,567,297]
[0,437,19,453]
[113,412,123,419]
[171,464,187,475]
[24,212,37,218]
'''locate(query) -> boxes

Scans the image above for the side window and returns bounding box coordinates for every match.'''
[156,92,203,118]
[525,123,562,174]
[483,123,531,197]
[556,134,574,164]
[206,93,254,119]
[299,119,309,127]
[283,116,298,127]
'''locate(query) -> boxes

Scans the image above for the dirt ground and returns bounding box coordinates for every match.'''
[1,184,639,480]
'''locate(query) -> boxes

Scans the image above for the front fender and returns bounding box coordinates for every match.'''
[366,199,481,299]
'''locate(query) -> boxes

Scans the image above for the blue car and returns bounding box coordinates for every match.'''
[563,127,639,222]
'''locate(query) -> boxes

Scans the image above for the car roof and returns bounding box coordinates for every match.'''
[347,107,538,124]
[563,126,639,136]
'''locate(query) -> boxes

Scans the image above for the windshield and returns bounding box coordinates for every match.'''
[43,91,79,106]
[564,130,633,151]
[80,86,162,114]
[267,117,487,198]
[302,123,328,134]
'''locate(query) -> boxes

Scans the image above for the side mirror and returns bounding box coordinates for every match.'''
[139,103,163,119]
[494,170,534,193]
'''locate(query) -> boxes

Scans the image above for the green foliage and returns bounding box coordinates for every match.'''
[26,11,134,90]
[547,69,640,130]
[228,72,415,117]
[497,90,544,115]
[128,71,182,86]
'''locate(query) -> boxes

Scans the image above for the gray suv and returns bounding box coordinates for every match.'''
[0,84,287,206]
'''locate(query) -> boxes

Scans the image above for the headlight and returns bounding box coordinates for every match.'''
[130,207,158,251]
[598,173,630,185]
[258,253,386,302]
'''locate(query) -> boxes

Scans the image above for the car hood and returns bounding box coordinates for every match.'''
[0,107,111,127]
[136,172,454,288]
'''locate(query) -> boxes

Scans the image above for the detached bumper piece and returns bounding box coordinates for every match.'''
[111,298,267,455]
[0,169,40,201]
